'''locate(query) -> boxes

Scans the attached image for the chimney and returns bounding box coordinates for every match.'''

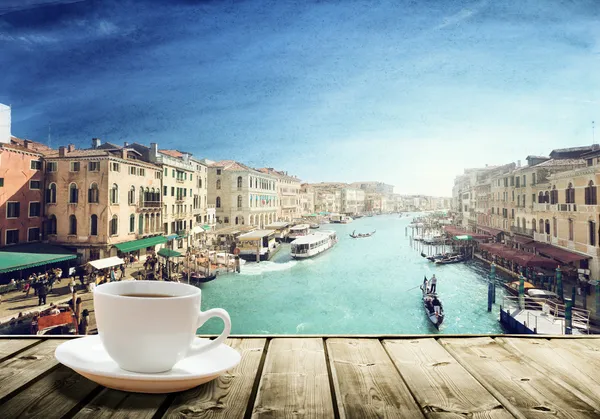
[124,141,129,147]
[122,148,127,160]
[91,138,101,149]
[150,142,158,156]
[67,144,76,152]
[59,146,66,157]
[0,103,10,144]
[182,153,190,163]
[24,140,32,149]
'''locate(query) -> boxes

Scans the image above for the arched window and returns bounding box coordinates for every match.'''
[568,218,574,241]
[237,195,242,208]
[235,216,239,225]
[565,182,575,204]
[532,218,537,232]
[545,219,550,235]
[237,176,243,188]
[216,196,221,208]
[550,185,558,205]
[47,214,57,235]
[585,180,597,205]
[69,183,79,203]
[110,184,119,204]
[216,179,221,190]
[69,215,77,235]
[240,216,245,225]
[129,186,136,205]
[88,183,99,204]
[544,191,550,204]
[129,214,135,233]
[46,183,57,204]
[139,187,144,204]
[90,214,98,236]
[110,215,118,235]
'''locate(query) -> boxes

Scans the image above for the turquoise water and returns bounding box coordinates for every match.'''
[198,215,508,335]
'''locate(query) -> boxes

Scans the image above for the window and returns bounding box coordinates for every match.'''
[550,187,558,205]
[129,166,136,175]
[47,215,57,235]
[70,161,80,172]
[568,219,574,241]
[30,160,42,170]
[6,230,19,245]
[522,175,526,186]
[155,171,161,179]
[90,215,98,236]
[565,183,575,204]
[517,195,520,207]
[516,177,520,188]
[130,214,135,233]
[237,176,243,188]
[590,221,596,246]
[216,169,222,175]
[171,187,175,197]
[29,202,41,217]
[224,216,229,224]
[28,227,40,242]
[163,186,168,196]
[585,181,597,205]
[110,215,118,236]
[237,195,242,208]
[6,202,20,218]
[89,183,99,203]
[110,184,119,204]
[128,186,136,205]
[164,168,168,177]
[532,193,536,204]
[88,162,100,171]
[199,177,202,188]
[46,162,57,172]
[216,179,221,189]
[111,162,120,172]
[532,173,536,185]
[139,168,145,176]
[216,196,221,208]
[553,217,557,238]
[69,183,79,203]
[0,178,3,187]
[29,180,41,189]
[69,215,77,235]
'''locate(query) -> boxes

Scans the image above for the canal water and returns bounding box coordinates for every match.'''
[199,214,508,335]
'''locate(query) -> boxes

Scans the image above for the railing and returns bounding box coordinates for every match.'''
[140,201,161,208]
[510,226,534,237]
[553,203,577,212]
[578,204,600,213]
[533,203,551,212]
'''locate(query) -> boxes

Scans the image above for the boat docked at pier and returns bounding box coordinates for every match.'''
[291,230,337,259]
[434,254,465,265]
[420,277,444,329]
[288,224,311,241]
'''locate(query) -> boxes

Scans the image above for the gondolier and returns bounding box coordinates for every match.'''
[429,274,437,293]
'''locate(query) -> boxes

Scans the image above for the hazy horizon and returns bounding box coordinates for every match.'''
[1,0,599,196]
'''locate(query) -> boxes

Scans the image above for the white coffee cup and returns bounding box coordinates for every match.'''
[93,280,231,373]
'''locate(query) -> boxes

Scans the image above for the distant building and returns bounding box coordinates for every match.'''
[350,181,394,195]
[257,168,302,221]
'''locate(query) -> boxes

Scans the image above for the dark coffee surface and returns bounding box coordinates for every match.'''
[120,293,174,298]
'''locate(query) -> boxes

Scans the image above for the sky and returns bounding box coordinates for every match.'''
[1,0,599,196]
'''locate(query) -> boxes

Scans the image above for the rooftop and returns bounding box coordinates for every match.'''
[237,229,275,240]
[536,158,586,167]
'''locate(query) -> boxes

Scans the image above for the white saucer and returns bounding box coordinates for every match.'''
[55,335,241,393]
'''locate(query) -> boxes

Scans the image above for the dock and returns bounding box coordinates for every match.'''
[1,335,600,417]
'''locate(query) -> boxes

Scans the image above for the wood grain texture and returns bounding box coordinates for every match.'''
[252,338,334,419]
[497,337,600,411]
[547,338,600,370]
[164,338,266,418]
[441,337,600,419]
[0,339,41,363]
[383,338,512,419]
[0,365,99,419]
[327,338,424,419]
[0,339,64,402]
[72,389,168,419]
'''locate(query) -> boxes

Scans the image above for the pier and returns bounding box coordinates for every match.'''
[1,335,600,417]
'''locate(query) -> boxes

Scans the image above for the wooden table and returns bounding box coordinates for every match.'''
[1,335,600,418]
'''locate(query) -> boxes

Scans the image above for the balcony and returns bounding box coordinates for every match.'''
[510,226,534,237]
[533,232,551,243]
[578,204,600,214]
[553,203,577,213]
[533,203,551,212]
[140,200,161,208]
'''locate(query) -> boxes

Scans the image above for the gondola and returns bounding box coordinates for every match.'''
[434,254,465,265]
[185,271,217,284]
[425,252,457,262]
[349,230,376,238]
[420,276,444,329]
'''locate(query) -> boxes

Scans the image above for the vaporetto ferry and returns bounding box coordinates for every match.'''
[290,230,337,259]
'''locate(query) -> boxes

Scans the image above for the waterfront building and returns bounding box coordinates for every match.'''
[299,184,315,214]
[44,140,163,261]
[340,188,365,215]
[350,181,394,195]
[190,157,215,247]
[313,188,342,213]
[207,160,278,228]
[257,168,302,221]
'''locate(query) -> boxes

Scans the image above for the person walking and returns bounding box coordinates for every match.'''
[120,264,126,280]
[38,281,48,306]
[69,277,76,294]
[78,309,90,335]
[429,274,437,293]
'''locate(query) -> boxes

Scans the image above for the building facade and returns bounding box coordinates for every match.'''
[258,168,302,221]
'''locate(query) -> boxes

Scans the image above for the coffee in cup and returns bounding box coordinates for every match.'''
[93,280,231,373]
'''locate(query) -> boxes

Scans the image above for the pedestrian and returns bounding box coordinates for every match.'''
[38,281,48,306]
[69,277,76,294]
[120,264,126,279]
[429,274,437,293]
[110,268,116,282]
[78,309,90,335]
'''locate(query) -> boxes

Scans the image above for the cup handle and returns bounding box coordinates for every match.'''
[188,308,231,357]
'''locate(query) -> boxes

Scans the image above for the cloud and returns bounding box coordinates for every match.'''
[435,0,489,30]
[0,0,86,16]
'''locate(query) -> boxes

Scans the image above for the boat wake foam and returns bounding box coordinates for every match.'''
[239,260,298,276]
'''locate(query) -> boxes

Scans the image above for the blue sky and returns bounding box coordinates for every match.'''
[1,0,599,196]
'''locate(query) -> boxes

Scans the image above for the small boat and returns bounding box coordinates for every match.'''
[426,252,457,262]
[309,223,320,229]
[190,272,217,283]
[420,277,444,329]
[349,230,376,238]
[434,254,465,265]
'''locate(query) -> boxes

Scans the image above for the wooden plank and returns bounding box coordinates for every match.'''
[547,338,600,370]
[164,338,267,418]
[0,339,41,363]
[251,338,334,418]
[0,339,64,401]
[441,337,600,418]
[73,389,168,419]
[0,365,100,419]
[383,338,512,418]
[328,338,424,418]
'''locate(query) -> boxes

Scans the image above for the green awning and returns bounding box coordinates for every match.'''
[157,248,182,258]
[115,236,167,253]
[0,244,77,274]
[201,225,211,231]
[454,235,473,241]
